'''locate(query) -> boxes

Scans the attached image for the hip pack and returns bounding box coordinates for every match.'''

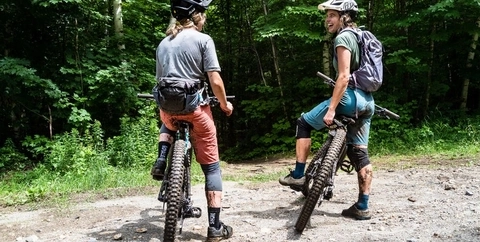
[152,78,203,114]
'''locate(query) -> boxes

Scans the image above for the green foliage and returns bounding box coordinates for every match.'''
[370,114,480,155]
[0,57,64,99]
[33,0,82,7]
[2,0,480,167]
[0,139,29,172]
[41,121,104,176]
[252,5,324,43]
[106,114,158,168]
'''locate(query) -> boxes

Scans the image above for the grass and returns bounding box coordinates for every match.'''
[1,150,479,209]
[2,116,480,208]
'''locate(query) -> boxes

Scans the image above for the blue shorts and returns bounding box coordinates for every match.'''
[302,88,375,145]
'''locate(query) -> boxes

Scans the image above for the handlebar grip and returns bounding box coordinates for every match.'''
[137,94,154,99]
[316,71,333,82]
[383,108,400,120]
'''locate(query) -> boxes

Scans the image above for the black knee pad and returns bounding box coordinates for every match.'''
[346,145,370,172]
[201,162,223,191]
[296,116,314,139]
[160,124,176,136]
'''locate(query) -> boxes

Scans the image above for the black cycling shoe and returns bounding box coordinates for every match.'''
[207,222,233,241]
[151,158,166,181]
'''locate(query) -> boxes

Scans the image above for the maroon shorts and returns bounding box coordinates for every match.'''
[160,105,219,165]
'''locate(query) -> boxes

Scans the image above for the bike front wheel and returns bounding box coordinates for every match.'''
[163,140,186,242]
[294,128,346,233]
[302,135,333,197]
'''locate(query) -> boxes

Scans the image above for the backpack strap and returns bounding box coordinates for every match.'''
[337,27,362,119]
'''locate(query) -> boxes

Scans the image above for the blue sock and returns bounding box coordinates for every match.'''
[355,194,369,210]
[292,161,306,179]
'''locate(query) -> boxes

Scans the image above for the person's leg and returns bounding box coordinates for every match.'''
[280,98,339,186]
[348,146,372,207]
[341,90,375,220]
[278,116,313,186]
[151,113,176,180]
[341,144,372,220]
[189,106,233,239]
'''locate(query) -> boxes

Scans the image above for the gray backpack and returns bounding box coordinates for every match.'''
[340,27,383,92]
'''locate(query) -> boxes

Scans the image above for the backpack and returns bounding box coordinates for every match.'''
[339,27,383,92]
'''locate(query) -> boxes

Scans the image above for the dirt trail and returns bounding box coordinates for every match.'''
[1,159,479,242]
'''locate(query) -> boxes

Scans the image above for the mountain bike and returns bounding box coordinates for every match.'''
[292,71,400,233]
[137,93,233,242]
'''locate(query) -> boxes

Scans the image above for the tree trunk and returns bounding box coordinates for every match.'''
[262,0,287,119]
[113,0,125,50]
[422,24,435,118]
[322,37,331,78]
[245,10,267,86]
[460,17,480,110]
[366,0,374,30]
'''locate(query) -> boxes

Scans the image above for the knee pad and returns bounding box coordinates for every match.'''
[296,116,314,139]
[346,145,370,172]
[201,162,223,191]
[160,124,176,136]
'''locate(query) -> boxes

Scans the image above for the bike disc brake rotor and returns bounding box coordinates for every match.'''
[340,160,354,173]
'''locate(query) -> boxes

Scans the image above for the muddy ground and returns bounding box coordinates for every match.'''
[1,158,479,242]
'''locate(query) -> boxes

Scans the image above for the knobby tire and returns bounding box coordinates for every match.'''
[294,128,347,233]
[163,140,186,242]
[302,135,333,197]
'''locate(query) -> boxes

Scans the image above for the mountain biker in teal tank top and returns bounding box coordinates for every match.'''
[279,0,375,221]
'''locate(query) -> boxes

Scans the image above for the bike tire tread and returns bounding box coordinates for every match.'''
[295,128,346,233]
[163,140,186,242]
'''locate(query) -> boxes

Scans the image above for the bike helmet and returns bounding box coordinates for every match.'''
[318,0,358,12]
[170,0,212,20]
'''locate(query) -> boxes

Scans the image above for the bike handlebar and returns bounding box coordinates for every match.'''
[315,71,400,120]
[137,93,155,99]
[137,93,235,100]
[137,93,235,108]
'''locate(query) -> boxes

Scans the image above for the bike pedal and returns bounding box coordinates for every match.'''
[158,193,166,202]
[324,187,334,200]
[289,185,303,192]
[184,207,202,218]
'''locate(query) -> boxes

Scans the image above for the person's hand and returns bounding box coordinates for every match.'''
[221,101,233,116]
[323,110,335,126]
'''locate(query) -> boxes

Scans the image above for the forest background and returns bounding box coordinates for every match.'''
[1,0,480,205]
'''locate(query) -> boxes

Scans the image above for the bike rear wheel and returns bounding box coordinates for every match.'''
[163,140,186,242]
[294,128,346,233]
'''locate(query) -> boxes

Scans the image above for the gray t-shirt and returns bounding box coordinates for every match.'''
[156,28,221,82]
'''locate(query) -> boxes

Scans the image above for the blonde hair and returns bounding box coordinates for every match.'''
[166,12,206,39]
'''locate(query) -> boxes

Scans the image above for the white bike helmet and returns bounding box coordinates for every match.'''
[318,0,358,12]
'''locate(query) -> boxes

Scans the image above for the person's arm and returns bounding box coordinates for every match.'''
[323,46,351,125]
[207,71,233,116]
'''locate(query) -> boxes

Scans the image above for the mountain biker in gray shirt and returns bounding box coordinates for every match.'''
[151,0,234,240]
